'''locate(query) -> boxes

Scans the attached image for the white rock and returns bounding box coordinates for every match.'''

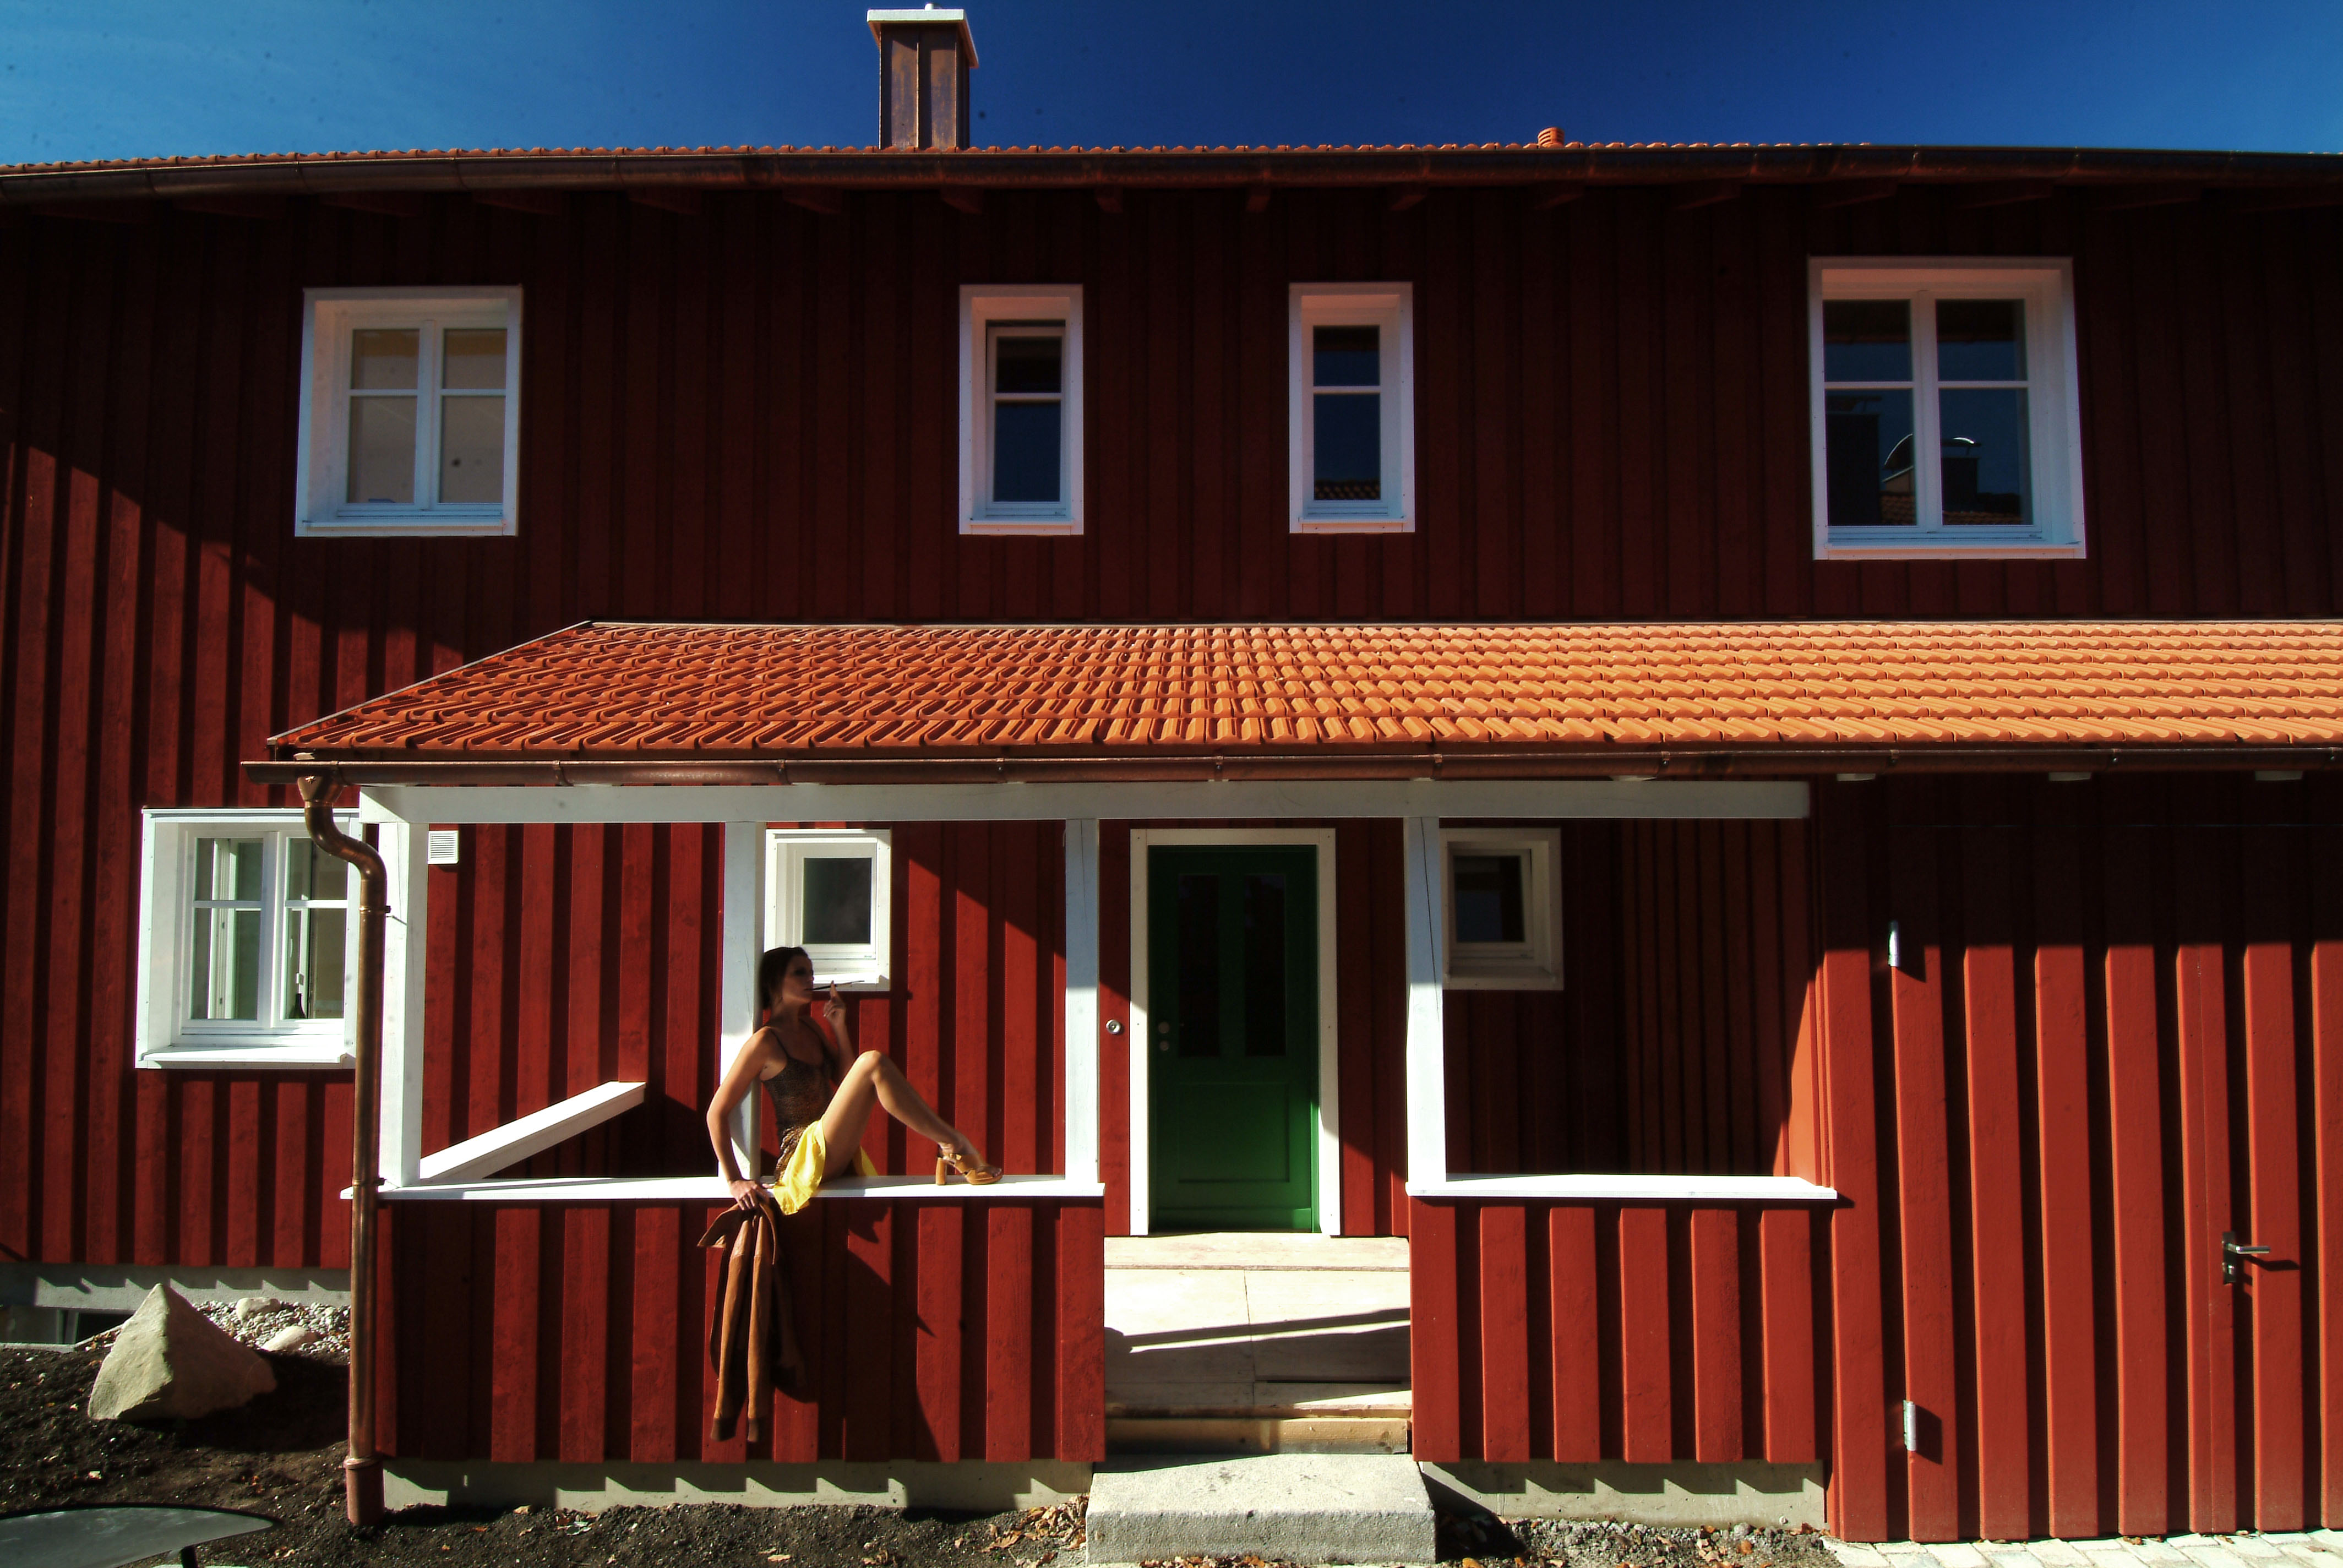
[261,1324,317,1353]
[233,1296,282,1322]
[89,1284,276,1421]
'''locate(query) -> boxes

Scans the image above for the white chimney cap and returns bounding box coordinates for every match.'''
[867,7,978,68]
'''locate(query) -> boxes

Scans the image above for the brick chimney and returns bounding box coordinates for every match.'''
[868,7,979,150]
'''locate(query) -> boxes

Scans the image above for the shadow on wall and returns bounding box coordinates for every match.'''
[1443,819,1821,1182]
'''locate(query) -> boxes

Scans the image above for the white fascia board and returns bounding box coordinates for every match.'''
[1407,1174,1840,1202]
[368,1173,1107,1203]
[359,779,1810,826]
[416,1080,646,1184]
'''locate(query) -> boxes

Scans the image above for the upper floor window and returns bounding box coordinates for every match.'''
[1290,284,1415,532]
[960,285,1083,534]
[1810,260,2083,559]
[296,286,521,537]
[137,809,360,1068]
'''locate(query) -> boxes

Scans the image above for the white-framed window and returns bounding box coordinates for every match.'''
[764,829,892,988]
[135,809,362,1068]
[1289,283,1415,533]
[1440,828,1562,990]
[295,286,522,537]
[1809,259,2084,560]
[960,285,1083,534]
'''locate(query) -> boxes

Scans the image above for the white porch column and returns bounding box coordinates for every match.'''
[375,820,429,1189]
[718,822,767,1179]
[1062,820,1100,1189]
[1402,815,1447,1191]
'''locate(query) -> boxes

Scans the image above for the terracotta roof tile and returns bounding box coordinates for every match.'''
[260,620,2343,768]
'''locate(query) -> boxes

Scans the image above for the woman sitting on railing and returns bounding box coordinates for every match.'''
[707,946,1001,1213]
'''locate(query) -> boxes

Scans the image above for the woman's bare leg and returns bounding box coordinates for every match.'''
[818,1050,971,1177]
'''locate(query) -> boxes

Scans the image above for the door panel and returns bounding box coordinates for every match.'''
[1149,845,1317,1231]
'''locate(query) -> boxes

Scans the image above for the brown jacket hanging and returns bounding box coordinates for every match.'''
[699,1189,804,1443]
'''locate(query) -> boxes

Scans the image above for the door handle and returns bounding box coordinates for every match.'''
[2222,1229,2273,1284]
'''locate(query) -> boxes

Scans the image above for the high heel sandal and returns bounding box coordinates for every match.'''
[935,1140,1002,1186]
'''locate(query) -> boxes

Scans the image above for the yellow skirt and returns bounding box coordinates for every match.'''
[770,1124,880,1216]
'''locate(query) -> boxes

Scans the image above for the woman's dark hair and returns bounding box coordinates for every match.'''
[759,946,811,1017]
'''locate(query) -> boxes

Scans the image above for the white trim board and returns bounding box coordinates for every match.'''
[1126,828,1341,1238]
[417,1081,645,1184]
[365,1174,1107,1203]
[1409,1174,1840,1202]
[358,780,1810,827]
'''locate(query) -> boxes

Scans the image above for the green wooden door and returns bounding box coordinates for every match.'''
[1147,845,1318,1231]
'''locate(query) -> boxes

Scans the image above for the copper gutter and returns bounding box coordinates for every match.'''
[296,775,388,1527]
[246,742,2343,790]
[7,143,2342,208]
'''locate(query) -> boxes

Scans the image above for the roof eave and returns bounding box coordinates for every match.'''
[10,143,2343,209]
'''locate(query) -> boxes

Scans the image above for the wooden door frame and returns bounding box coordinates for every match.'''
[1127,827,1340,1237]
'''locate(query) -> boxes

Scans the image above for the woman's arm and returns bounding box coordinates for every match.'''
[706,1027,773,1209]
[819,984,854,1077]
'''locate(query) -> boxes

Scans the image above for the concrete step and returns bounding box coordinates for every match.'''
[1086,1451,1436,1565]
[1106,1412,1410,1456]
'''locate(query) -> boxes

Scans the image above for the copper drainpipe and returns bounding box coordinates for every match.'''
[298,772,388,1526]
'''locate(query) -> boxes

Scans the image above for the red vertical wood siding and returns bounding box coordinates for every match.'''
[377,1197,1104,1466]
[1410,1197,1826,1467]
[1796,777,2343,1539]
[4,188,2343,1270]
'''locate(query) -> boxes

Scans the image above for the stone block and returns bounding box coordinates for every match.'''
[1087,1452,1434,1564]
[89,1283,276,1422]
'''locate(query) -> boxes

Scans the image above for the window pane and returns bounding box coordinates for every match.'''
[1824,389,1916,527]
[1313,325,1380,388]
[1313,393,1382,500]
[350,329,418,389]
[347,396,417,504]
[800,856,874,947]
[192,907,263,1022]
[994,333,1061,395]
[1453,854,1526,945]
[1939,388,2033,525]
[1822,300,1912,383]
[1175,873,1220,1059]
[285,839,349,903]
[438,394,506,504]
[194,837,264,902]
[285,907,346,1020]
[442,328,507,389]
[1242,873,1288,1058]
[991,400,1062,504]
[1936,300,2025,382]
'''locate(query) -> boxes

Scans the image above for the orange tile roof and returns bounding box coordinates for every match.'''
[266,621,2343,772]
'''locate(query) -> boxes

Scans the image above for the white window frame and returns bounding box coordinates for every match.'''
[764,829,892,989]
[1439,827,1562,990]
[1289,282,1415,533]
[295,285,522,538]
[960,285,1083,535]
[135,808,362,1069]
[1809,258,2084,560]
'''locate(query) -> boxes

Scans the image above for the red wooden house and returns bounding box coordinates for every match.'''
[4,7,2343,1543]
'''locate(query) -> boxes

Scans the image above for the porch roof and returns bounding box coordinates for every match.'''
[253,619,2343,785]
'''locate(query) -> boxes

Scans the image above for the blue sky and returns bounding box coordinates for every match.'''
[1,1,2338,166]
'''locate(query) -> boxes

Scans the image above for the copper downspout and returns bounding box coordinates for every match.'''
[297,774,388,1527]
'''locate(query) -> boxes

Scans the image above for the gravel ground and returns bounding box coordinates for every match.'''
[2,1340,1842,1567]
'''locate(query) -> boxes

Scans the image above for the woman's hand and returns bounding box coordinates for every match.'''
[822,983,848,1033]
[727,1177,763,1211]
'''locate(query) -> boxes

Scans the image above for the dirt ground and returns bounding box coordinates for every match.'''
[1,1344,1840,1567]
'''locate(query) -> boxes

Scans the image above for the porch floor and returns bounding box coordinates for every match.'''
[1104,1232,1409,1451]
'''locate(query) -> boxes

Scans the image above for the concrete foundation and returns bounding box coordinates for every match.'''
[1421,1459,1828,1528]
[1087,1452,1436,1565]
[382,1458,1090,1516]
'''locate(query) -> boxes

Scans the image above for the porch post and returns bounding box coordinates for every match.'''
[1063,820,1100,1188]
[1402,816,1447,1189]
[375,820,428,1188]
[718,823,767,1177]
